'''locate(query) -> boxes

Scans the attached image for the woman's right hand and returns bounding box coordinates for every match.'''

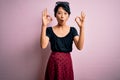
[42,8,52,27]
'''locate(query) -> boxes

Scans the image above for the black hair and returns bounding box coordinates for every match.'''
[54,1,71,17]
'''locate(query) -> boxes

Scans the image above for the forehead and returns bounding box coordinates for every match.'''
[57,7,66,12]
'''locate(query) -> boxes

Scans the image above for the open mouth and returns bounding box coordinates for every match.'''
[60,20,64,22]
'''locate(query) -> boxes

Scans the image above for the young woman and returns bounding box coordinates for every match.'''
[40,1,85,80]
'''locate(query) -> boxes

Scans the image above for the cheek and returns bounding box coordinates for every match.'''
[56,16,60,20]
[56,16,60,21]
[56,14,60,18]
[65,16,69,20]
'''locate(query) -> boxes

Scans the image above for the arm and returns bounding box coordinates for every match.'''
[74,11,86,50]
[40,9,52,49]
[40,25,49,49]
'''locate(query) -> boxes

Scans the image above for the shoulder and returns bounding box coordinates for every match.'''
[46,27,52,32]
[46,27,53,38]
[70,27,78,36]
[70,27,77,31]
[46,27,52,34]
[47,27,52,30]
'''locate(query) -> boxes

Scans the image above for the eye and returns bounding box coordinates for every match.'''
[64,12,67,15]
[57,12,61,14]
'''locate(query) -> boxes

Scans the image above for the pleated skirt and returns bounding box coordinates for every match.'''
[45,52,74,80]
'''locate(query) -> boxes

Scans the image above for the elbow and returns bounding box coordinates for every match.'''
[77,46,83,51]
[41,46,46,49]
[40,44,47,49]
[76,43,84,51]
[40,41,47,49]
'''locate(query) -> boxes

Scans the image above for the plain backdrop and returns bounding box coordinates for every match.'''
[0,0,120,80]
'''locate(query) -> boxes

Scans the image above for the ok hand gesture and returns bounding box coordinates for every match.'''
[75,11,86,28]
[42,9,52,26]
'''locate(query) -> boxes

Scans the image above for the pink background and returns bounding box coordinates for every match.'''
[0,0,120,80]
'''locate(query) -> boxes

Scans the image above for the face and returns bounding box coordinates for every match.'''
[56,7,69,25]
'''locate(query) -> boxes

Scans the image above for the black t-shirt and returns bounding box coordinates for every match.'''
[46,27,78,53]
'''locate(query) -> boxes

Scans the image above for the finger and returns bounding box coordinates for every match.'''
[45,8,47,15]
[46,14,51,17]
[79,16,83,21]
[76,16,81,20]
[44,8,46,16]
[46,8,48,15]
[50,17,53,22]
[81,11,86,18]
[47,16,52,23]
[75,16,79,21]
[49,15,52,21]
[77,14,83,22]
[48,15,53,21]
[42,11,45,16]
[81,11,84,17]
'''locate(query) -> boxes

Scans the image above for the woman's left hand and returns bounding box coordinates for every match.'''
[75,11,86,28]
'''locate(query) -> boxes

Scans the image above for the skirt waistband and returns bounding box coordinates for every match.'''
[51,51,70,54]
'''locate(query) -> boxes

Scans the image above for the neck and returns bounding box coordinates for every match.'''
[57,23,67,27]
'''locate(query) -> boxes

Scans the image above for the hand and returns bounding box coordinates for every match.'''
[75,11,86,28]
[42,8,52,26]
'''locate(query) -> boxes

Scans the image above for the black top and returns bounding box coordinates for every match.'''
[46,27,78,53]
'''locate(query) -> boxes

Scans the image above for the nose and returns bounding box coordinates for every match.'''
[61,13,64,18]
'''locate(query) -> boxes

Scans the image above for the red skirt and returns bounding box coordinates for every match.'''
[45,52,74,80]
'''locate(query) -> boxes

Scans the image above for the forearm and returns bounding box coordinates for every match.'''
[77,27,84,50]
[40,25,48,48]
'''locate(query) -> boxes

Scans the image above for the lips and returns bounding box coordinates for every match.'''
[57,19,65,23]
[60,19,64,22]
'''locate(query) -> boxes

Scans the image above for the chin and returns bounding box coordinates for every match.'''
[58,21,66,25]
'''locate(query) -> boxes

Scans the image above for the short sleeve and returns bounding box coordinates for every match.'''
[71,27,78,37]
[46,27,51,38]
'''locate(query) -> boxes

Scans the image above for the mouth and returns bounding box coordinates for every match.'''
[60,19,64,22]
